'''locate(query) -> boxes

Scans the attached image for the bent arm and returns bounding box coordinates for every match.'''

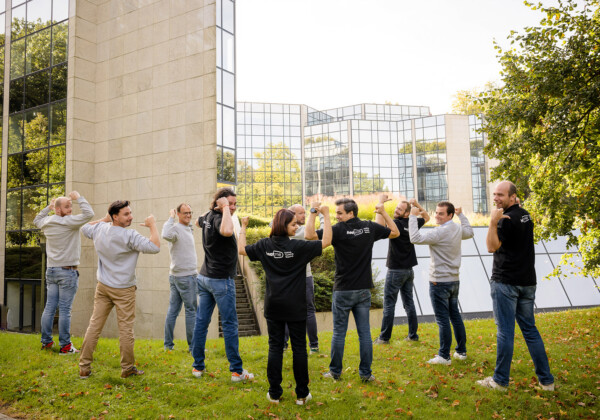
[320,210,332,248]
[219,208,234,237]
[66,197,95,226]
[486,221,502,253]
[33,206,52,229]
[409,215,439,244]
[305,211,318,240]
[381,211,399,239]
[161,218,178,242]
[458,213,474,239]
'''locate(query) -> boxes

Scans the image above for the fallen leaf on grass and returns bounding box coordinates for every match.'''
[60,393,69,397]
[451,400,460,407]
[104,384,112,389]
[115,394,123,399]
[144,387,151,392]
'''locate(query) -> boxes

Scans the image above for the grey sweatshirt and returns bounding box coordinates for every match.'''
[161,217,198,277]
[33,197,95,267]
[82,222,160,288]
[292,225,312,277]
[408,213,473,282]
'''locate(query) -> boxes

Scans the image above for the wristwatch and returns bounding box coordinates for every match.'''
[310,208,318,214]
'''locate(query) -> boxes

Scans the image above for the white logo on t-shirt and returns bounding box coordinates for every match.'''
[520,215,531,223]
[346,227,369,236]
[266,251,295,259]
[203,220,212,229]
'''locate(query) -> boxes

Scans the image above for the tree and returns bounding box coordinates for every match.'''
[481,0,600,276]
[237,143,302,218]
[451,82,498,115]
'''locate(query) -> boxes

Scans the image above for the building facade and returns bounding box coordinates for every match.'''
[1,0,234,339]
[238,101,492,217]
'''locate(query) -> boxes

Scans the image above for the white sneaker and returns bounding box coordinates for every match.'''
[296,393,312,405]
[231,369,254,382]
[453,352,467,360]
[539,382,555,391]
[427,355,451,365]
[266,392,280,403]
[192,368,204,378]
[477,376,507,392]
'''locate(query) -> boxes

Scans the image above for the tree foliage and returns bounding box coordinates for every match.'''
[481,0,600,276]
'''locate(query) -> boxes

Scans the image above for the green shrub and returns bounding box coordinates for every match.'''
[237,213,272,228]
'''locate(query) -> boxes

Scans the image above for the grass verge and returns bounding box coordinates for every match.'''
[1,307,599,419]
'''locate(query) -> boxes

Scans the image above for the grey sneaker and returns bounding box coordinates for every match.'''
[477,376,507,392]
[453,351,467,360]
[427,355,451,365]
[373,337,389,345]
[296,393,312,405]
[404,336,419,342]
[231,369,254,382]
[323,371,340,380]
[192,368,204,378]
[361,374,376,382]
[309,347,319,355]
[539,382,555,391]
[266,392,280,403]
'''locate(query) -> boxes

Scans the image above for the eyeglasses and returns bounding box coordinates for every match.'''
[181,212,193,216]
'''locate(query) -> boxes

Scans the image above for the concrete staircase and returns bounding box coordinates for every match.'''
[219,273,260,337]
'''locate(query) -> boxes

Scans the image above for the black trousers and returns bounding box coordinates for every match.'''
[266,318,309,400]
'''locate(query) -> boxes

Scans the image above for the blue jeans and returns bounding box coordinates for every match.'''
[41,267,79,347]
[164,274,198,351]
[429,281,466,359]
[330,289,372,378]
[191,275,243,374]
[379,268,418,341]
[491,281,554,387]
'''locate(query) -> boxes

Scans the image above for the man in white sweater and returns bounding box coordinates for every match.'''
[409,201,473,365]
[34,191,94,354]
[79,200,160,379]
[162,204,198,352]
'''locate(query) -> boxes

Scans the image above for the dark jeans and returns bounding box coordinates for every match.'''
[330,289,372,378]
[267,318,309,400]
[429,281,467,359]
[284,276,319,348]
[491,281,554,387]
[379,268,418,341]
[192,275,243,374]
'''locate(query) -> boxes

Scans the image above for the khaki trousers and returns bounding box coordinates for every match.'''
[79,282,136,375]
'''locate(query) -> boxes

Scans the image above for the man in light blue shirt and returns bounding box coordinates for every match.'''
[78,200,160,379]
[162,204,198,352]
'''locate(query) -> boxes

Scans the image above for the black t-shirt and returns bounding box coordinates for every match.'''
[387,217,425,269]
[246,236,322,321]
[317,217,390,291]
[490,204,536,286]
[197,210,237,279]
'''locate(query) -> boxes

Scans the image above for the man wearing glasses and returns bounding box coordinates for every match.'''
[162,204,198,352]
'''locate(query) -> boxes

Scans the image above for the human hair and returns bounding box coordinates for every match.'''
[436,201,455,217]
[108,200,130,221]
[209,188,236,211]
[54,197,67,208]
[401,200,411,214]
[177,203,191,213]
[334,198,358,217]
[507,181,517,197]
[270,209,295,237]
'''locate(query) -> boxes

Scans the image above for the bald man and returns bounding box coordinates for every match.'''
[283,204,320,354]
[34,191,94,354]
[477,181,554,392]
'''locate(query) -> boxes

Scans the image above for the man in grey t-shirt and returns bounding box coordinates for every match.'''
[35,191,94,354]
[78,200,160,379]
[162,203,198,352]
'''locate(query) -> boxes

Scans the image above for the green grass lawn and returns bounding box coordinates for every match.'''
[1,307,599,419]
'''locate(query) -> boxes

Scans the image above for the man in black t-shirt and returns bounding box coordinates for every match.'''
[306,198,399,382]
[374,195,429,344]
[477,181,554,392]
[191,188,254,383]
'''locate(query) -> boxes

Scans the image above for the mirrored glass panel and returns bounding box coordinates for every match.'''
[457,257,493,312]
[549,254,600,306]
[11,4,27,40]
[24,107,49,150]
[50,64,67,101]
[25,70,50,109]
[48,145,66,183]
[26,27,51,74]
[534,254,571,308]
[6,190,23,231]
[22,187,47,229]
[53,0,69,23]
[10,38,25,79]
[7,154,24,188]
[52,22,68,65]
[50,102,66,145]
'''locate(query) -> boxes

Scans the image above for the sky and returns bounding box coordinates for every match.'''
[236,0,546,114]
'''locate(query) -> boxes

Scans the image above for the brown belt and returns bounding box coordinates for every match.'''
[62,266,78,270]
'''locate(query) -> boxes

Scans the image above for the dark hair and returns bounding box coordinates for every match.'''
[401,200,411,215]
[270,209,295,237]
[507,182,517,197]
[108,200,130,221]
[209,188,236,211]
[436,201,455,217]
[335,198,358,217]
[177,203,191,213]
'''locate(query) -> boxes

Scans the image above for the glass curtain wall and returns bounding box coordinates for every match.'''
[4,0,69,331]
[415,115,448,211]
[397,120,414,199]
[469,115,488,213]
[216,0,235,185]
[304,121,350,197]
[364,104,429,121]
[351,120,399,195]
[236,102,303,218]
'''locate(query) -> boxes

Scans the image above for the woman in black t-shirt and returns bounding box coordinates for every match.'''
[239,207,332,405]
